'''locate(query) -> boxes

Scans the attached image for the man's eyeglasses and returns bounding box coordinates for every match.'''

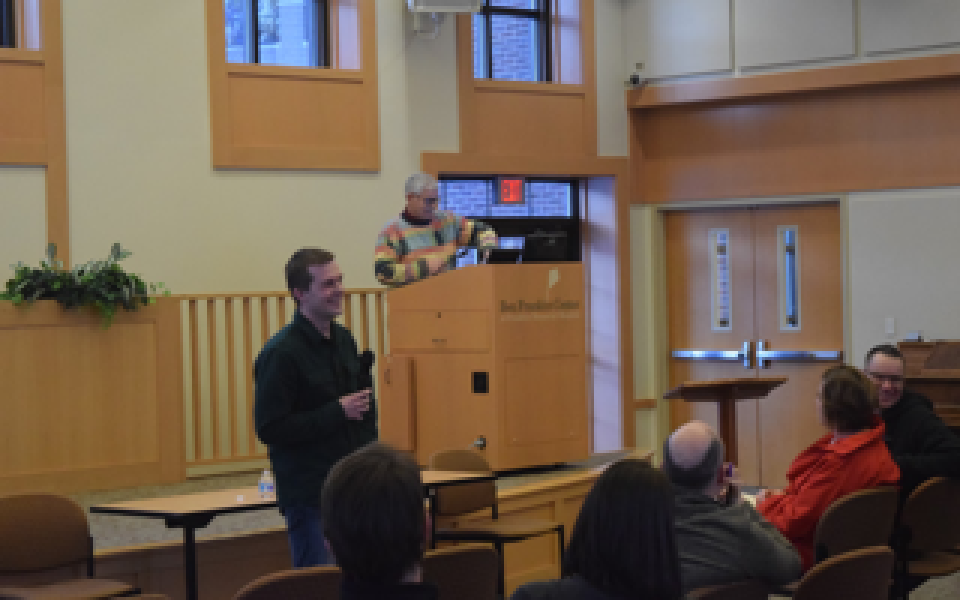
[867,372,904,384]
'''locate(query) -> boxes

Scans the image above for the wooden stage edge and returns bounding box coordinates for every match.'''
[1,449,650,600]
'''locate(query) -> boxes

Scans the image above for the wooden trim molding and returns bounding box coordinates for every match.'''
[630,52,960,203]
[205,0,380,171]
[628,53,960,108]
[41,0,69,265]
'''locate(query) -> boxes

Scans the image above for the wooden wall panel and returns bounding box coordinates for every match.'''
[227,76,368,150]
[470,85,588,157]
[0,298,184,494]
[631,56,960,203]
[0,61,46,151]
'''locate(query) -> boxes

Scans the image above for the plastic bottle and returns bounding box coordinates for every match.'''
[258,469,276,500]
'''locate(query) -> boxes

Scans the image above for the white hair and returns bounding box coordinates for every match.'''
[404,172,438,196]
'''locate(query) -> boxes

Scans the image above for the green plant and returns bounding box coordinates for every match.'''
[1,243,168,326]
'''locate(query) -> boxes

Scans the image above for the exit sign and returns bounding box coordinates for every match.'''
[498,178,524,205]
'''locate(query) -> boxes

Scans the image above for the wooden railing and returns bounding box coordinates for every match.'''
[172,290,388,473]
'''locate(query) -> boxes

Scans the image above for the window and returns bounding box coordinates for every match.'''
[224,0,328,68]
[472,0,551,81]
[439,177,580,267]
[1,0,15,48]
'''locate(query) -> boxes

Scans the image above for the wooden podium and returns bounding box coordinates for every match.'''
[378,263,589,470]
[664,378,786,464]
[900,341,960,431]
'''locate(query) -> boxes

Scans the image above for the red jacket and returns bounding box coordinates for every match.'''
[757,421,900,571]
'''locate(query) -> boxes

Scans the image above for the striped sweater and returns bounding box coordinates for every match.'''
[374,210,498,287]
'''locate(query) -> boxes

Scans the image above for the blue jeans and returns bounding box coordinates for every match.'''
[282,505,332,568]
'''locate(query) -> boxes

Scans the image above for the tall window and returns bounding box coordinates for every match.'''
[1,0,15,48]
[472,0,551,82]
[224,0,328,68]
[439,177,580,266]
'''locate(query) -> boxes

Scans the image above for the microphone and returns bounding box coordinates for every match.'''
[358,350,376,389]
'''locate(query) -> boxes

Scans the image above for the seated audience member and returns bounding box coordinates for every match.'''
[757,365,900,571]
[865,344,960,494]
[663,420,801,594]
[320,442,437,600]
[510,459,682,600]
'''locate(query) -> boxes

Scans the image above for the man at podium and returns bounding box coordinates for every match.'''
[374,173,498,287]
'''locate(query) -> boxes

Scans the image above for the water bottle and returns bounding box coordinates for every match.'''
[258,469,275,500]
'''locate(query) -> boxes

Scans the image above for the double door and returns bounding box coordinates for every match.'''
[666,203,843,487]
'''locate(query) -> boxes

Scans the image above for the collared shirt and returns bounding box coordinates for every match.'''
[254,311,377,507]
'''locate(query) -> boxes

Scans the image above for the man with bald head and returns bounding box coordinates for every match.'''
[663,421,800,594]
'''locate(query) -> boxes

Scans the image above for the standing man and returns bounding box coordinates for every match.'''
[254,248,377,568]
[374,173,498,287]
[865,344,960,493]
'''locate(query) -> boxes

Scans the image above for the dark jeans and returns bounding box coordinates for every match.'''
[282,504,332,568]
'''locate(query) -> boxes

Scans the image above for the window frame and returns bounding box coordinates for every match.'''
[439,175,581,262]
[227,0,330,68]
[474,0,552,82]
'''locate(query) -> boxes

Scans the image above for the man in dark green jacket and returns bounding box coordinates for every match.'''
[865,344,960,494]
[254,248,377,567]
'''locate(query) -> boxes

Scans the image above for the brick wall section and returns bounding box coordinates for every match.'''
[472,4,543,81]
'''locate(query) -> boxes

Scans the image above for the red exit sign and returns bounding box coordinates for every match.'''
[499,178,524,204]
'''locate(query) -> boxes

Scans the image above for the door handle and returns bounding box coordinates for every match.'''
[672,340,753,369]
[755,339,843,369]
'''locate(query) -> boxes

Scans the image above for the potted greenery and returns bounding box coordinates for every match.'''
[1,243,168,327]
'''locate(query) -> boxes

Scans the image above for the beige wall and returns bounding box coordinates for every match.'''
[0,166,46,267]
[623,0,960,81]
[0,2,628,293]
[849,190,960,363]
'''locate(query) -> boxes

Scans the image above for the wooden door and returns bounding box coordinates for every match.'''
[665,203,843,487]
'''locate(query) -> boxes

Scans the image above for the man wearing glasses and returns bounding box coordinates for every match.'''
[374,173,497,287]
[865,344,960,493]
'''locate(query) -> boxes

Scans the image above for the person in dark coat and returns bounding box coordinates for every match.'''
[510,459,682,600]
[865,344,960,494]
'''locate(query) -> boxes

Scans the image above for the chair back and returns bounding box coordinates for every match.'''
[813,486,899,561]
[794,546,894,600]
[423,544,498,600]
[686,579,769,600]
[900,476,960,552]
[0,493,90,574]
[429,450,497,517]
[232,566,342,600]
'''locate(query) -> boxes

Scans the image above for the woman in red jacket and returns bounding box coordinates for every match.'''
[757,365,900,571]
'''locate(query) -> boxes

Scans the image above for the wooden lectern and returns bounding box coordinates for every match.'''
[664,378,786,464]
[900,341,960,432]
[378,263,589,470]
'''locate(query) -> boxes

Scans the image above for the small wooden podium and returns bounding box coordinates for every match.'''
[664,378,786,464]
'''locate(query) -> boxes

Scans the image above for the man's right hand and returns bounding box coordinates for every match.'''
[426,254,447,276]
[340,388,372,420]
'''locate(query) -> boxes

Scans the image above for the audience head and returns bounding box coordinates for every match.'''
[404,172,439,220]
[818,365,878,434]
[320,443,425,585]
[562,458,682,600]
[864,344,906,410]
[662,420,726,497]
